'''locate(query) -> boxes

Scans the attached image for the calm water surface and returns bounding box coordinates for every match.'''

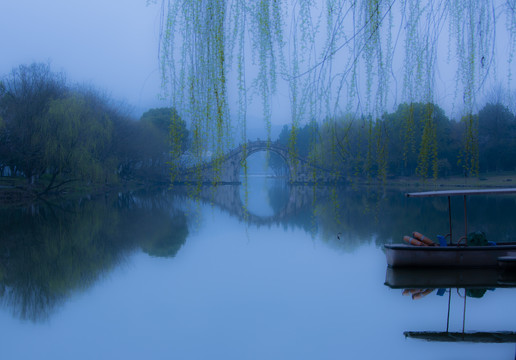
[1,178,516,359]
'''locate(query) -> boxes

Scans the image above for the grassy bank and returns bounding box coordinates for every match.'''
[358,172,516,190]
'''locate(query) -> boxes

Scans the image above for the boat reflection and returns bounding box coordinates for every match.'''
[385,267,516,343]
[404,330,516,343]
[385,267,516,290]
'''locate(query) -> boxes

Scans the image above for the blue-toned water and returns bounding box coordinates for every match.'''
[1,178,516,359]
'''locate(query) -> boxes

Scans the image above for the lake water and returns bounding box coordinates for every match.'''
[1,178,516,359]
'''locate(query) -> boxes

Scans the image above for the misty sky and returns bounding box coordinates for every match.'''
[0,0,513,127]
[0,0,287,135]
[0,0,166,118]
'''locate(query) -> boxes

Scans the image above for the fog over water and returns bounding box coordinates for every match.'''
[1,182,516,359]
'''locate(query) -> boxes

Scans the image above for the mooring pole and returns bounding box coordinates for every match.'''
[446,288,451,333]
[463,195,468,244]
[462,290,467,336]
[448,196,453,245]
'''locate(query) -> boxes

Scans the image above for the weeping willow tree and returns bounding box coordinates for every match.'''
[158,0,516,181]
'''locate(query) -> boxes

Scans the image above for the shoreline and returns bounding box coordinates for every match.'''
[1,172,515,206]
[0,177,169,206]
[355,172,516,189]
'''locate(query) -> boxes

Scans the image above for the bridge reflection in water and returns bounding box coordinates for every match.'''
[173,140,341,224]
[238,176,288,217]
[177,180,333,226]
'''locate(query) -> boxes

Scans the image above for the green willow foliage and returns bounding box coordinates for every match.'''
[159,0,515,180]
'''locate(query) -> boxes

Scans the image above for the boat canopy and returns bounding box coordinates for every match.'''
[403,187,516,245]
[406,188,516,198]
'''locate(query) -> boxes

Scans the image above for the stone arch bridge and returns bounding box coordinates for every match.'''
[174,140,344,184]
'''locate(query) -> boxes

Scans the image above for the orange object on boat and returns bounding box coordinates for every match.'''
[403,235,424,246]
[412,231,436,246]
[412,288,434,300]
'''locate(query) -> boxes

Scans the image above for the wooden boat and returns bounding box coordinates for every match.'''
[385,242,516,268]
[384,188,516,268]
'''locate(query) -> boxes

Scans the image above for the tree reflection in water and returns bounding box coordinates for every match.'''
[2,185,516,322]
[183,182,516,253]
[0,191,189,322]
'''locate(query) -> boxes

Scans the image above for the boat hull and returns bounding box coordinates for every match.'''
[384,244,516,268]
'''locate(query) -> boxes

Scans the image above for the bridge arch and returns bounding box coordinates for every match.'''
[174,140,343,184]
[241,141,292,179]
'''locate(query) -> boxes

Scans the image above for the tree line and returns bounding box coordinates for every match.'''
[2,63,513,189]
[272,102,516,180]
[0,63,188,194]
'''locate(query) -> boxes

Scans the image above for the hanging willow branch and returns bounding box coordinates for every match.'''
[158,0,515,181]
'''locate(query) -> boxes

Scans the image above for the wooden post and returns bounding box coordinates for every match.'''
[446,288,451,333]
[463,195,468,244]
[448,196,453,245]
